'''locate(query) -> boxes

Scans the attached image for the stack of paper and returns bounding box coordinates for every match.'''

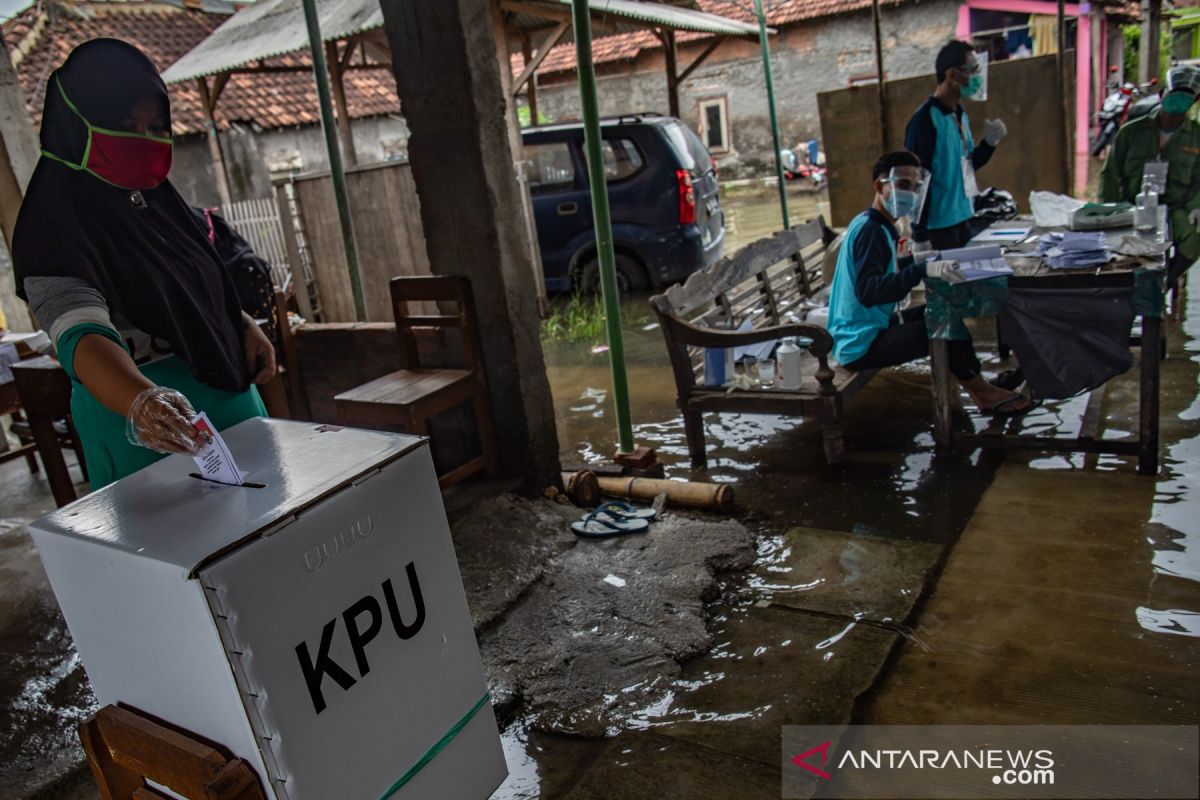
[937,245,1015,282]
[1035,231,1112,269]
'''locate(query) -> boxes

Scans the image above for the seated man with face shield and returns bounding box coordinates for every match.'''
[828,151,1037,416]
[1100,64,1200,282]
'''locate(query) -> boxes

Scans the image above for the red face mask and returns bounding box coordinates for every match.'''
[43,78,173,190]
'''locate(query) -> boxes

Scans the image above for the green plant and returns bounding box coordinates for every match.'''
[518,106,554,128]
[541,292,608,342]
[1122,24,1173,83]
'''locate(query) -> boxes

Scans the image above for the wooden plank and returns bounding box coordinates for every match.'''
[289,162,434,323]
[654,221,823,316]
[1077,389,1105,442]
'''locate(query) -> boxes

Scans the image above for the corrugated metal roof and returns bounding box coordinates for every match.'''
[516,0,764,37]
[162,0,383,83]
[163,0,764,84]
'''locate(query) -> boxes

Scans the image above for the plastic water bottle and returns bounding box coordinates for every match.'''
[777,337,804,390]
[1135,176,1159,232]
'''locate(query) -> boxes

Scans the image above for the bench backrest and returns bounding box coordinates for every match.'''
[650,217,836,387]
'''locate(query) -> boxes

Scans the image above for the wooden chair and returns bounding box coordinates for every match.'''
[255,290,305,419]
[11,357,84,506]
[79,705,265,800]
[334,276,498,488]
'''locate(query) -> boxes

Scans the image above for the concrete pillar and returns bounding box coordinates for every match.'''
[0,44,39,331]
[1139,0,1161,84]
[378,0,561,489]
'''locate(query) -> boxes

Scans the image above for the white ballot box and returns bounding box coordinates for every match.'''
[29,418,506,800]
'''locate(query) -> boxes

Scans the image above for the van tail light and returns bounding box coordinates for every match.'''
[677,168,696,225]
[711,157,719,178]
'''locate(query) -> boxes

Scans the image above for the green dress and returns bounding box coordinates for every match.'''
[59,322,266,489]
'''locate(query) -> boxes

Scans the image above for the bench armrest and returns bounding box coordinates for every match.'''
[653,312,838,397]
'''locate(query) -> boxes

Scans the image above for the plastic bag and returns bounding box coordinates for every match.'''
[1029,191,1086,228]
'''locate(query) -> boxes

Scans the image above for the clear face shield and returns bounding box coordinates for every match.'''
[882,166,930,223]
[960,51,988,102]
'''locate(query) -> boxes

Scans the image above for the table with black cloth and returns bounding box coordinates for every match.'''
[925,220,1168,475]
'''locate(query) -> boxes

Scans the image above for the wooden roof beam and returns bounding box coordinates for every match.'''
[512,19,569,95]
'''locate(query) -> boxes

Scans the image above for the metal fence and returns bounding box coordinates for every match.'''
[220,196,294,291]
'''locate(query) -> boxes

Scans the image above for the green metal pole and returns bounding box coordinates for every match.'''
[754,0,790,230]
[571,0,635,455]
[301,0,366,322]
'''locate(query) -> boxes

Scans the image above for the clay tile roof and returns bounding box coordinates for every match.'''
[512,0,906,78]
[4,0,400,137]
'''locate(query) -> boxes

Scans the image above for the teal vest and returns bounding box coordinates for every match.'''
[829,212,897,365]
[926,105,975,230]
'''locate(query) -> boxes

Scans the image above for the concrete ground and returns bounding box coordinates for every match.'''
[1,209,1196,796]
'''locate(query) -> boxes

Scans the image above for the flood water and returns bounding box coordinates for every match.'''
[492,187,1200,798]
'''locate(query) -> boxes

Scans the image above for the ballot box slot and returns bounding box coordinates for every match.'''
[188,473,268,489]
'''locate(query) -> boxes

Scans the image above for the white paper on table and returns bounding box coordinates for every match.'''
[0,344,18,385]
[189,412,246,486]
[937,245,1014,282]
[970,224,1033,243]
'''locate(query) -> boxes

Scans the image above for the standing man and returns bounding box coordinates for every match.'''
[1100,65,1200,282]
[905,40,1008,250]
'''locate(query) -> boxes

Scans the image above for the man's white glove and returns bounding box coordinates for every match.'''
[983,118,1007,146]
[1190,208,1200,232]
[925,260,966,284]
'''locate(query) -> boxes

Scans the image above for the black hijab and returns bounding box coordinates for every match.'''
[14,38,249,393]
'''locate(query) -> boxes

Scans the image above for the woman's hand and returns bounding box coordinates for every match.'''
[242,312,277,385]
[125,386,203,454]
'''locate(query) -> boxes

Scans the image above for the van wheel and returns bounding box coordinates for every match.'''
[574,253,648,293]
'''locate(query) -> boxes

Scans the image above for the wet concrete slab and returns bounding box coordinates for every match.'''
[859,466,1200,726]
[635,603,897,771]
[0,462,96,800]
[754,526,941,624]
[449,493,580,630]
[477,512,757,734]
[558,729,780,800]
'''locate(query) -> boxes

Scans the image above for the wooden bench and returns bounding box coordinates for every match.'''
[649,217,877,466]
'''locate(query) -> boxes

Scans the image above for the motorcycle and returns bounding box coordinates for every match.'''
[1091,71,1160,157]
[779,149,826,187]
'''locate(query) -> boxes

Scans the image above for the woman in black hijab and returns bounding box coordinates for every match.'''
[13,38,276,488]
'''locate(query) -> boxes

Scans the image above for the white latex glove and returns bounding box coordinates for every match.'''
[1190,208,1200,232]
[925,260,966,284]
[983,118,1007,146]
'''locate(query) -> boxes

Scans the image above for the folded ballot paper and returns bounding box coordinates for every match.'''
[935,245,1015,282]
[190,412,247,486]
[1035,231,1113,269]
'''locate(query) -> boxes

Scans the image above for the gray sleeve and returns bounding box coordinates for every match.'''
[22,275,118,346]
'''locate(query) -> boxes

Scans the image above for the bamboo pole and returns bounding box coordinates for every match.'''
[753,0,789,230]
[596,475,735,511]
[571,0,635,455]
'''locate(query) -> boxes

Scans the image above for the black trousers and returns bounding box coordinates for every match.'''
[915,220,973,251]
[844,306,982,381]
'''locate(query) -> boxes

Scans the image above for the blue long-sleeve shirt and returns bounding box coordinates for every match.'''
[904,97,995,235]
[851,209,926,307]
[829,208,927,363]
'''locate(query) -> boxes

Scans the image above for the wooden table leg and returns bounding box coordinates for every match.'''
[1138,315,1162,476]
[931,338,954,447]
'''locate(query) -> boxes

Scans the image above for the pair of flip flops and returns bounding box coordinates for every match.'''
[571,501,657,539]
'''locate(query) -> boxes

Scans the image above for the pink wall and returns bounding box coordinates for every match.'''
[959,0,1095,195]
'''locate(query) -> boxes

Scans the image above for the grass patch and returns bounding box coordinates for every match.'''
[541,293,608,342]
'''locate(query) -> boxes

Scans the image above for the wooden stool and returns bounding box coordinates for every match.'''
[79,705,265,800]
[335,276,498,488]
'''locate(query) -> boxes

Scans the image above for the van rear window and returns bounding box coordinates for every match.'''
[662,120,712,176]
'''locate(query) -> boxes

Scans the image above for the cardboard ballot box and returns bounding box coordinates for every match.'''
[30,418,506,800]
